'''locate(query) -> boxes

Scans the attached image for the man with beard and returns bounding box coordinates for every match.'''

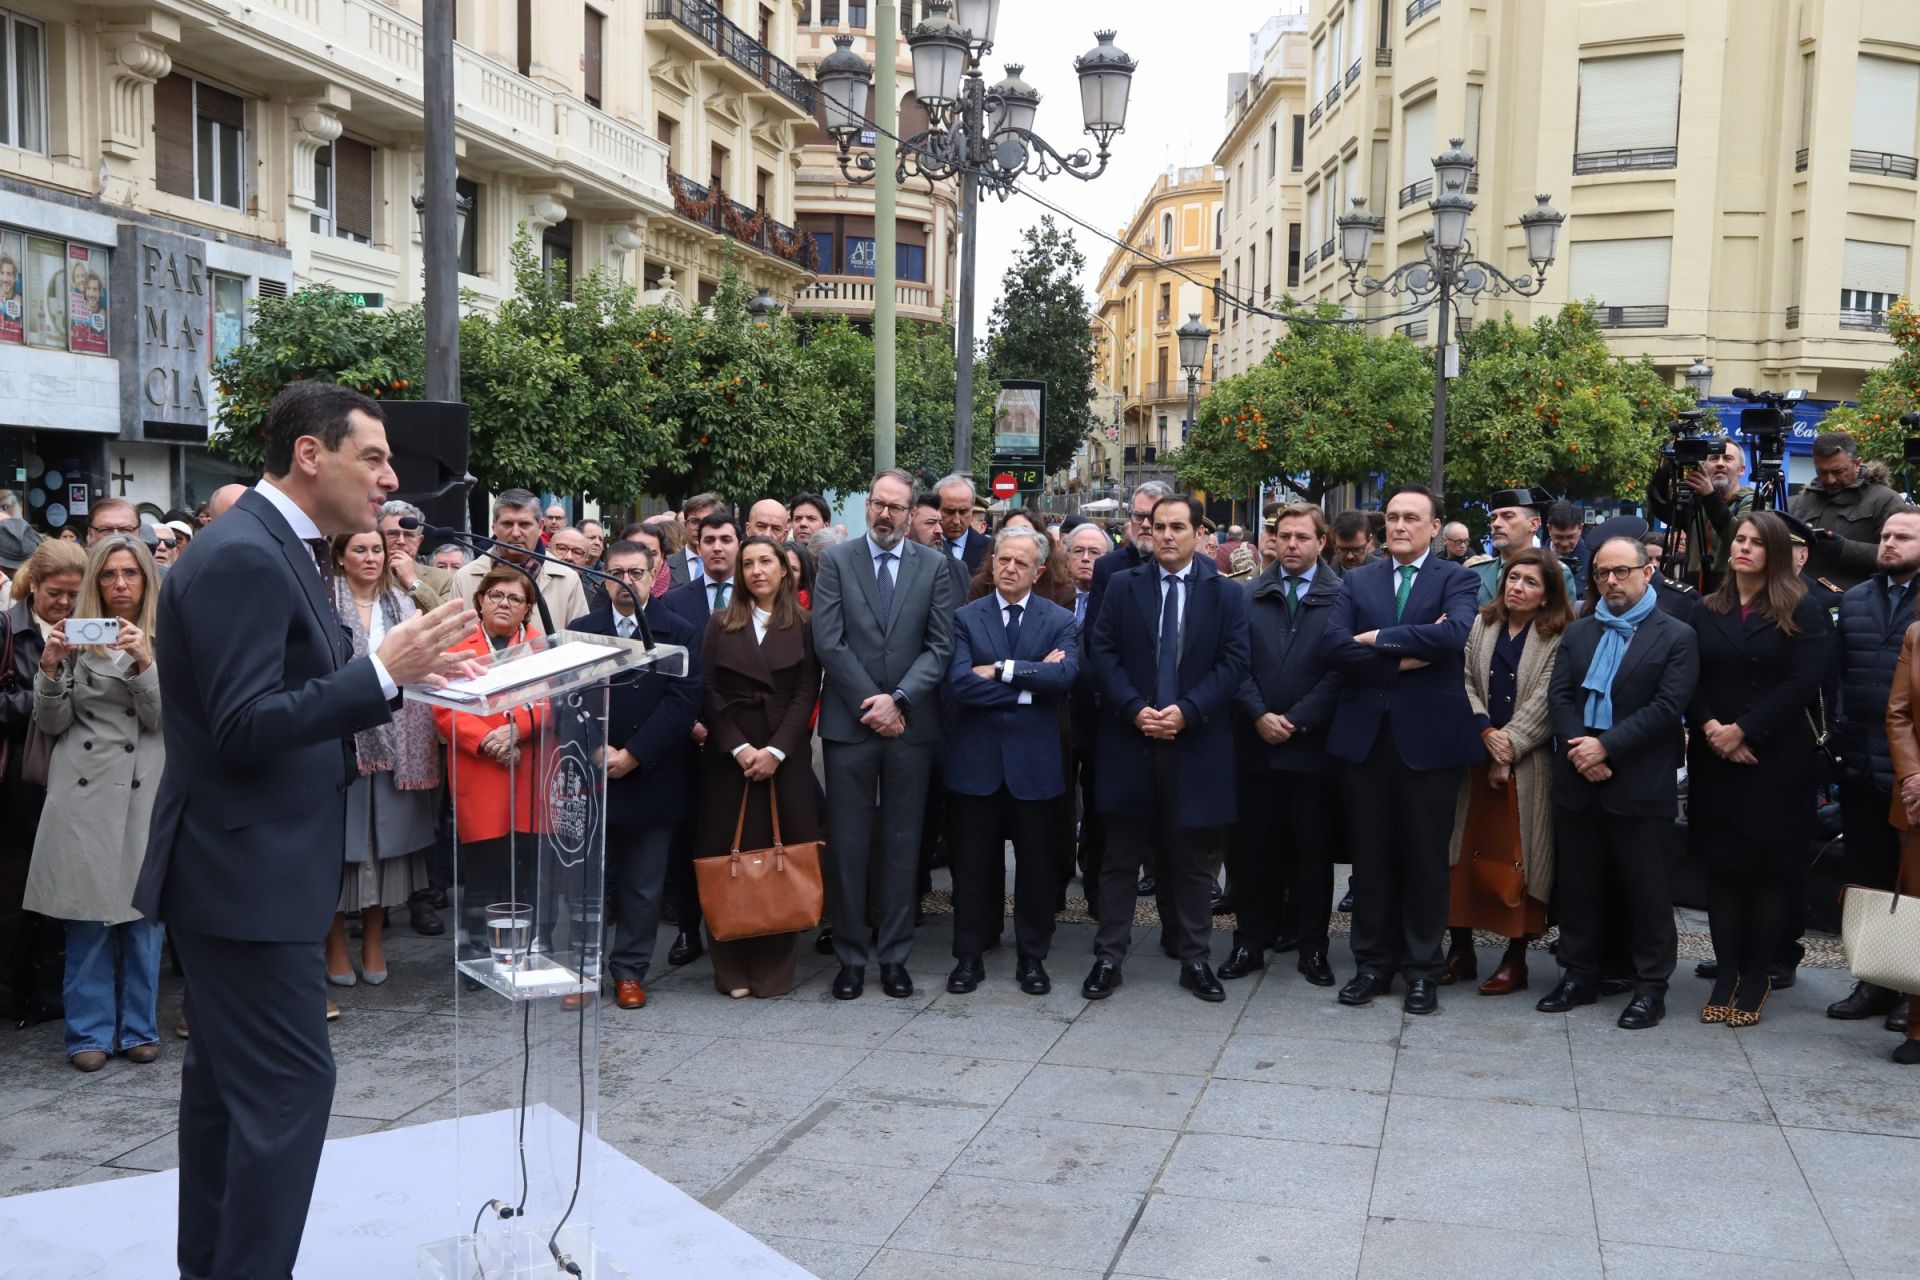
[1086,480,1173,634]
[1468,488,1578,605]
[1328,509,1376,573]
[450,488,590,629]
[1546,502,1589,596]
[1790,432,1904,591]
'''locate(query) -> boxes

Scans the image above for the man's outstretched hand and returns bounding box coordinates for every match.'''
[376,600,483,687]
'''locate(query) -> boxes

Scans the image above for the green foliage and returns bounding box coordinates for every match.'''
[1447,301,1687,503]
[1173,302,1434,503]
[982,216,1099,476]
[1821,297,1919,466]
[209,287,425,471]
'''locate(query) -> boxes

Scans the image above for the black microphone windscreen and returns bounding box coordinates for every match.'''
[397,516,424,530]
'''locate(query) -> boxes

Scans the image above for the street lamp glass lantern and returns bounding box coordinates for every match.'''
[991,64,1040,135]
[816,36,872,139]
[1429,182,1473,253]
[951,0,1001,56]
[1336,197,1381,271]
[1075,30,1138,147]
[1176,313,1211,376]
[411,190,473,246]
[908,4,972,107]
[1431,137,1475,199]
[1518,193,1566,271]
[1684,357,1713,399]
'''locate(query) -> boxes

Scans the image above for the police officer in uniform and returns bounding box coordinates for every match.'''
[1466,487,1579,605]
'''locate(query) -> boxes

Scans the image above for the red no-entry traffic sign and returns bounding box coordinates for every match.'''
[991,472,1018,499]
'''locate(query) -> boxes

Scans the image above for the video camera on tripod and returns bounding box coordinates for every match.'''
[1661,408,1728,471]
[1730,386,1805,511]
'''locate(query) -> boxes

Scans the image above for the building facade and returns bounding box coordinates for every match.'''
[790,1,960,329]
[0,0,817,519]
[1092,166,1224,497]
[1295,0,1918,405]
[1214,13,1309,380]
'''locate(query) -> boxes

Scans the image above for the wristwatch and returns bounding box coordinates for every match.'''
[891,688,911,715]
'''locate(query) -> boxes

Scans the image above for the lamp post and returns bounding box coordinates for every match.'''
[815,0,1136,482]
[1684,356,1713,400]
[1177,312,1211,443]
[1335,139,1564,492]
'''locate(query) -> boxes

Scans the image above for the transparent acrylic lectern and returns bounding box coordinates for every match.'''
[409,629,687,1280]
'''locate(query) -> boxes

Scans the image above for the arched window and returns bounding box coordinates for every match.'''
[1215,208,1224,250]
[1161,211,1173,250]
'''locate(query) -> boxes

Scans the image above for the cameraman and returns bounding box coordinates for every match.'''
[1649,441,1753,593]
[1788,432,1902,591]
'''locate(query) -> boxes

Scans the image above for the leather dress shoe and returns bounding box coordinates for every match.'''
[1016,956,1051,995]
[1535,978,1597,1013]
[1297,949,1336,987]
[1437,949,1477,986]
[124,1043,161,1064]
[1337,884,1355,913]
[1217,945,1264,980]
[1179,961,1226,1002]
[1337,972,1392,1006]
[1597,977,1633,998]
[1894,1039,1920,1066]
[615,979,647,1010]
[1617,993,1665,1029]
[1889,1005,1910,1034]
[813,926,836,956]
[1403,978,1439,1015]
[880,964,914,999]
[1829,981,1901,1020]
[70,1051,107,1073]
[1477,958,1528,996]
[408,898,445,936]
[1082,961,1122,1000]
[831,965,865,1000]
[667,930,704,967]
[947,956,984,994]
[1136,875,1157,897]
[1695,959,1719,979]
[1270,932,1300,955]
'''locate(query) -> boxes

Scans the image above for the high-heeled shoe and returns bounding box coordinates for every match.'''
[1727,977,1771,1028]
[1437,947,1478,986]
[1700,976,1738,1024]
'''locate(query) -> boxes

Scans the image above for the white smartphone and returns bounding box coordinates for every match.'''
[68,617,121,646]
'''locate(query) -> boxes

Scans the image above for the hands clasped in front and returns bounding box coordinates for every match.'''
[374,599,483,687]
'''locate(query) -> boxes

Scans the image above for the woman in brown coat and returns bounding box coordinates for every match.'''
[695,536,823,998]
[1880,623,1920,1064]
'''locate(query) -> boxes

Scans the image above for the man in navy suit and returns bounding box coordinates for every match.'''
[1085,494,1250,1003]
[1323,484,1482,1016]
[935,473,990,575]
[568,538,701,1009]
[943,526,1079,997]
[133,382,479,1278]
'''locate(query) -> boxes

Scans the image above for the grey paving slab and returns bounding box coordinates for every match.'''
[1153,1132,1377,1216]
[1238,980,1406,1045]
[596,1084,816,1197]
[106,1113,385,1173]
[1786,1125,1920,1273]
[1113,1192,1366,1279]
[713,1155,939,1247]
[754,1234,877,1280]
[884,1172,1143,1272]
[882,1007,1071,1061]
[1000,1063,1207,1131]
[1073,970,1256,1028]
[652,1034,867,1100]
[951,1114,1178,1192]
[1040,1017,1231,1076]
[1759,1068,1920,1139]
[1357,1216,1603,1278]
[1390,1017,1579,1107]
[1378,1092,1588,1165]
[0,1087,184,1166]
[857,1249,1104,1280]
[1186,1078,1387,1148]
[1212,1030,1397,1092]
[1597,1241,1842,1279]
[826,1049,1035,1109]
[0,1158,92,1195]
[738,996,921,1050]
[779,1097,993,1172]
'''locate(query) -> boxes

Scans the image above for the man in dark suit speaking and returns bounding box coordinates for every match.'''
[134,382,479,1278]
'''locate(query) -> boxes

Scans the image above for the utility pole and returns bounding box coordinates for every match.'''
[953,169,978,482]
[421,0,457,403]
[873,1,898,472]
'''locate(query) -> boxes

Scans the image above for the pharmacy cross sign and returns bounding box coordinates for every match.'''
[112,458,134,497]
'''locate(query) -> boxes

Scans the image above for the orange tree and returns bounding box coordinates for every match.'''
[1173,302,1433,505]
[1445,301,1687,503]
[1821,296,1919,464]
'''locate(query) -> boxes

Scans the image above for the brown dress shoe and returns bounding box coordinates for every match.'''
[124,1043,161,1064]
[70,1051,108,1073]
[1477,959,1528,995]
[616,979,647,1010]
[1437,949,1478,986]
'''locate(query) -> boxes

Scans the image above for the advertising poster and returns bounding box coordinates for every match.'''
[67,243,109,355]
[24,235,63,350]
[0,229,22,344]
[992,380,1046,462]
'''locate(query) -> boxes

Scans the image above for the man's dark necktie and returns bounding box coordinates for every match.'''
[1156,574,1184,708]
[711,580,730,613]
[305,537,332,581]
[1285,575,1302,616]
[1074,592,1087,629]
[876,551,896,626]
[1004,601,1023,655]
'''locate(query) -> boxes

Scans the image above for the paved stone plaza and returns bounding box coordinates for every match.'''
[3,900,1918,1279]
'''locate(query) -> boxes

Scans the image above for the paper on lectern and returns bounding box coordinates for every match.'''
[433,639,623,703]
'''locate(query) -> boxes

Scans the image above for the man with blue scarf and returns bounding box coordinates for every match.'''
[1541,536,1699,1029]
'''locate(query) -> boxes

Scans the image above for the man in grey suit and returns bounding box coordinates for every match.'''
[811,468,957,999]
[668,492,724,589]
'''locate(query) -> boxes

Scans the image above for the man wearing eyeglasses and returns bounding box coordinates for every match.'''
[87,498,142,549]
[1086,480,1173,637]
[812,469,956,1000]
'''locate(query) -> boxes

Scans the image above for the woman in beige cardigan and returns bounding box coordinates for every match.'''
[1442,548,1573,995]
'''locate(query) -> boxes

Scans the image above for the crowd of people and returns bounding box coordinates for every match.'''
[4,409,1920,1084]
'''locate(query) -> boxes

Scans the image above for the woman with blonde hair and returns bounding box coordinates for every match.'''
[24,535,166,1070]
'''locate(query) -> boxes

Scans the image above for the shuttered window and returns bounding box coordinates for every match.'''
[1347,1,1363,68]
[1,9,49,155]
[1568,238,1672,326]
[516,0,532,77]
[333,138,374,242]
[1464,84,1483,157]
[1852,56,1919,158]
[153,73,195,197]
[1312,41,1326,100]
[1575,52,1681,170]
[1841,239,1909,321]
[1402,95,1435,191]
[583,7,604,108]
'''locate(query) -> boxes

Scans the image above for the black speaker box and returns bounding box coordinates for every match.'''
[380,399,471,534]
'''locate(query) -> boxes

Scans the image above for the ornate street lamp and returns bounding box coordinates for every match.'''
[816,36,873,142]
[1177,313,1211,441]
[951,0,1001,57]
[747,289,780,326]
[1684,357,1714,399]
[991,64,1040,136]
[1074,31,1138,152]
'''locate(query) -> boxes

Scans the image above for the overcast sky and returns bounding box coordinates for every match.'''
[967,1,1308,319]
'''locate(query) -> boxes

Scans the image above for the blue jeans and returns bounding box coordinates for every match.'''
[63,917,164,1057]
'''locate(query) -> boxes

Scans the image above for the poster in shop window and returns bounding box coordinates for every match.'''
[23,235,64,350]
[0,229,22,344]
[67,243,109,356]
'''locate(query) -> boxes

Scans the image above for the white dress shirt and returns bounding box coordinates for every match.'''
[995,589,1034,705]
[256,479,397,698]
[1157,560,1195,633]
[729,605,786,763]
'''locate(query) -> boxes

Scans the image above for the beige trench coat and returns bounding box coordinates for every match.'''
[24,651,164,924]
[1448,617,1561,904]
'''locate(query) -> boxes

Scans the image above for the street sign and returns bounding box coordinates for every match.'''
[991,472,1018,500]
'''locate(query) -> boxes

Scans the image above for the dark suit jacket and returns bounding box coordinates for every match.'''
[1234,562,1343,775]
[667,548,700,590]
[1089,556,1249,826]
[658,576,730,633]
[692,614,822,858]
[1323,554,1482,770]
[133,489,394,942]
[1085,541,1146,637]
[1547,606,1698,817]
[568,602,701,829]
[945,593,1079,800]
[810,536,955,745]
[950,528,989,576]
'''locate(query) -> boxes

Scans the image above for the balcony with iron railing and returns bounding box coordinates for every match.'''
[1593,304,1669,329]
[1850,149,1919,180]
[1320,237,1335,262]
[1841,307,1890,332]
[1375,47,1394,67]
[1396,318,1429,340]
[667,169,819,269]
[1303,246,1320,273]
[1397,170,1478,208]
[1325,83,1340,110]
[1407,0,1441,25]
[1785,305,1800,329]
[646,0,816,114]
[1346,59,1362,86]
[1309,103,1323,127]
[1794,147,1809,173]
[1573,147,1678,175]
[1136,380,1211,404]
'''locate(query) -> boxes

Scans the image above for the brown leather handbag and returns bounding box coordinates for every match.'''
[694,783,825,942]
[1463,767,1527,910]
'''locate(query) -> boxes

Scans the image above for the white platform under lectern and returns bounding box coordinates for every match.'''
[0,1110,815,1279]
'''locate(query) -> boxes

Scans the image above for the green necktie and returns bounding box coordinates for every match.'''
[1394,564,1416,621]
[1285,576,1302,616]
[712,580,730,611]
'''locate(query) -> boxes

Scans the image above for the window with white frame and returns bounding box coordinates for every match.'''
[1841,240,1909,325]
[311,138,376,243]
[1567,237,1673,327]
[1573,52,1682,174]
[0,8,47,155]
[1852,55,1919,171]
[1401,95,1435,204]
[154,73,251,210]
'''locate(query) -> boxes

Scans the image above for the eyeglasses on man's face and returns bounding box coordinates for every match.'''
[606,566,652,582]
[483,590,529,607]
[867,499,909,518]
[91,522,139,537]
[1591,565,1645,583]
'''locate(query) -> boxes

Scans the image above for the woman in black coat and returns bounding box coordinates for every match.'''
[694,536,823,998]
[1687,511,1829,1027]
